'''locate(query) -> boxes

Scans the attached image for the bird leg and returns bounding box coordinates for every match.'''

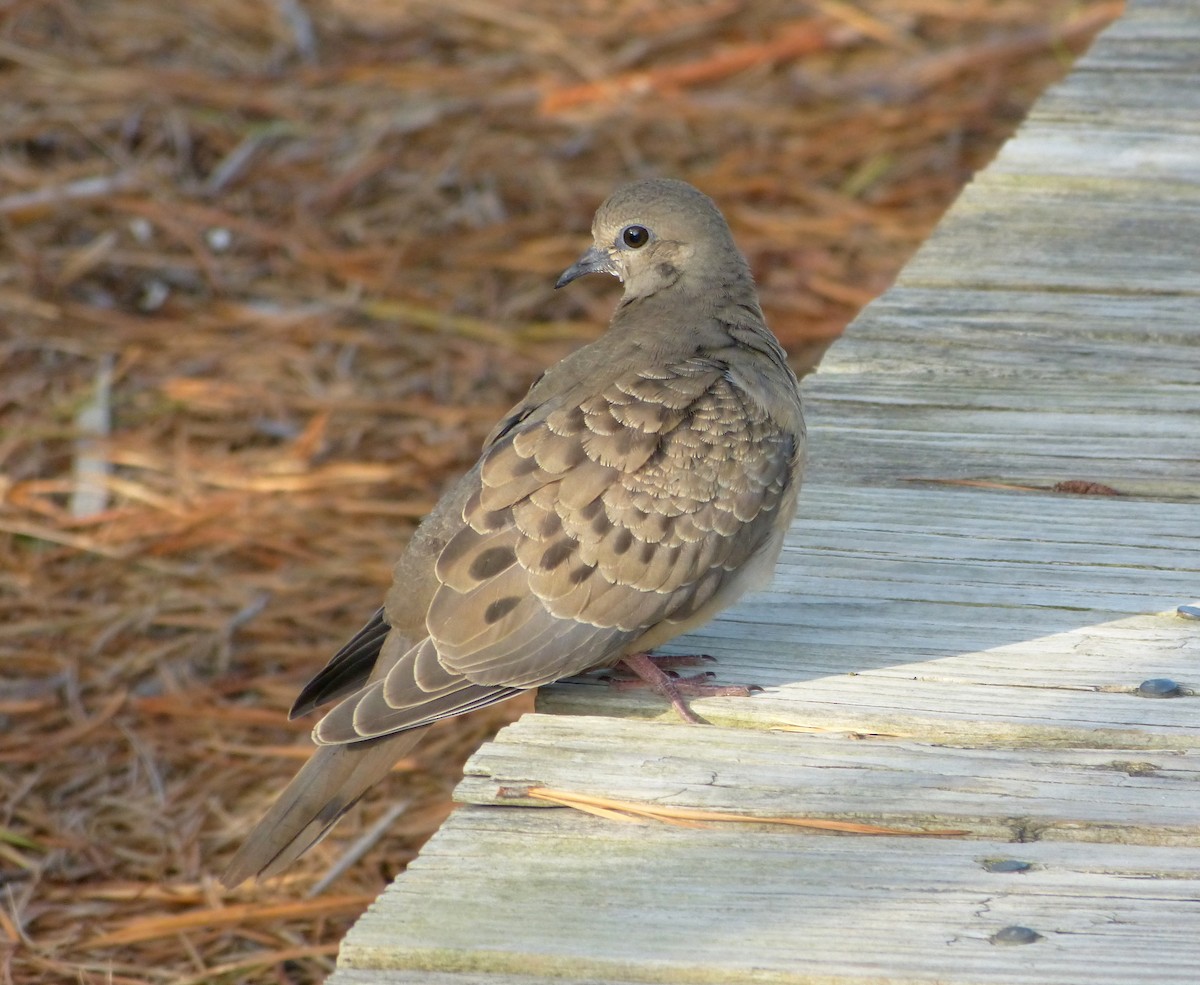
[610,651,761,725]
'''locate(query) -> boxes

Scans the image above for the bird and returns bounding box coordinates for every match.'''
[220,177,805,887]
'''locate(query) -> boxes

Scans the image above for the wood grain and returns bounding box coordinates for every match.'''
[339,809,1200,985]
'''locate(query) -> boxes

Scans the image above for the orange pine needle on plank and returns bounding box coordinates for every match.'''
[524,787,970,836]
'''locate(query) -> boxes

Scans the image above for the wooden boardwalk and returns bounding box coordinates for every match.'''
[329,2,1200,982]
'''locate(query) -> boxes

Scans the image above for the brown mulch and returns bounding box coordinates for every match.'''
[0,1,1119,982]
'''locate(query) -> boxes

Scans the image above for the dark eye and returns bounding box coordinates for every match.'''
[621,225,649,249]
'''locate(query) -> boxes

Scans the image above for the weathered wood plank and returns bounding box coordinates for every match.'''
[1024,71,1200,125]
[332,973,645,985]
[988,128,1200,182]
[893,177,1200,293]
[804,295,1199,492]
[457,716,1200,845]
[337,809,1200,985]
[809,290,1200,382]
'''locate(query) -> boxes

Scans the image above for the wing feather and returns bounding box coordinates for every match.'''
[317,354,799,742]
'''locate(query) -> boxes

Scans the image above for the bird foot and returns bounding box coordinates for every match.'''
[609,651,762,724]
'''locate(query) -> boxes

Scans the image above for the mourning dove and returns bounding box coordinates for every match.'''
[221,178,805,887]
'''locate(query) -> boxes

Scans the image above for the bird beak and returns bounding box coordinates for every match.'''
[555,245,618,289]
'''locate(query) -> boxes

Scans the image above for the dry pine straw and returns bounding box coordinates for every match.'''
[0,1,1117,983]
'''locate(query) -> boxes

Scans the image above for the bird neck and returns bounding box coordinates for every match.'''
[615,254,764,330]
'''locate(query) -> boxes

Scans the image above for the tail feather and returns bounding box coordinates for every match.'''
[221,729,425,887]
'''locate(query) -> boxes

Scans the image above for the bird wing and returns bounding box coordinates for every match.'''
[311,353,799,744]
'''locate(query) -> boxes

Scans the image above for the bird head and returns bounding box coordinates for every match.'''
[555,178,745,302]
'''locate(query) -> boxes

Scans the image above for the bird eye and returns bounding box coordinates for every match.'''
[621,225,649,249]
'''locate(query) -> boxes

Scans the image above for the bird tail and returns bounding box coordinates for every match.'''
[220,729,424,887]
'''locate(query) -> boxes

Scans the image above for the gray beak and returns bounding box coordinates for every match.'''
[555,245,617,289]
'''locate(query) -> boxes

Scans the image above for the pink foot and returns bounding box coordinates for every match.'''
[610,651,762,724]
